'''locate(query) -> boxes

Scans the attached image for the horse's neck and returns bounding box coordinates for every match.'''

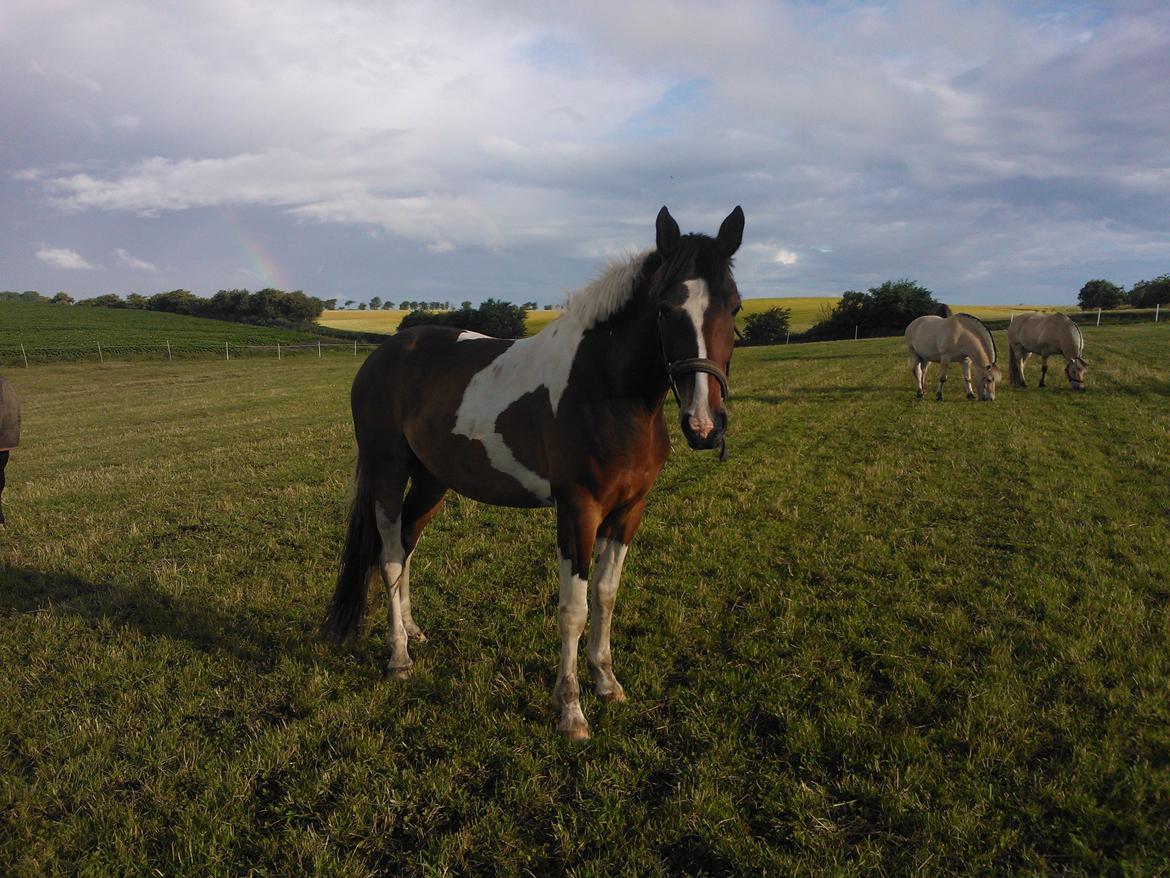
[590,303,671,406]
[959,320,994,365]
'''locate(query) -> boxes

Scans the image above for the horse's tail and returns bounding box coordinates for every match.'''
[1009,344,1025,387]
[322,460,381,643]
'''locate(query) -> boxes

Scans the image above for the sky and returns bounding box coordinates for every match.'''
[2,0,1168,307]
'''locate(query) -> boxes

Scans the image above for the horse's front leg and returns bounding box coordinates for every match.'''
[587,501,646,703]
[935,359,950,401]
[962,358,976,400]
[1039,355,1049,388]
[553,500,601,740]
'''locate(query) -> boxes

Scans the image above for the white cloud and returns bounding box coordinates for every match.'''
[36,246,97,270]
[114,248,157,271]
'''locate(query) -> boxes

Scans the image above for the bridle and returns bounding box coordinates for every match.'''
[657,312,732,460]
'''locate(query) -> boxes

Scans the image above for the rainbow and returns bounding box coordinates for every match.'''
[219,208,296,291]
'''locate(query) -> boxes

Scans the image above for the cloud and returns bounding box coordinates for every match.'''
[5,1,1170,303]
[36,246,96,270]
[114,248,157,271]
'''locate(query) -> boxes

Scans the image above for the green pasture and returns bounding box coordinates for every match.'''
[2,324,1168,875]
[0,303,318,365]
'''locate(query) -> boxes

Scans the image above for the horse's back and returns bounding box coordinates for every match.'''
[351,326,513,446]
[906,314,947,359]
[1008,312,1078,355]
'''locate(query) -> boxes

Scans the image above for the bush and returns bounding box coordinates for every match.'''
[740,307,792,346]
[1129,275,1170,309]
[807,279,942,340]
[397,299,526,339]
[1078,279,1125,310]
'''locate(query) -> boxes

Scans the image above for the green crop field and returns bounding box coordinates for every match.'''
[2,324,1168,875]
[0,303,321,365]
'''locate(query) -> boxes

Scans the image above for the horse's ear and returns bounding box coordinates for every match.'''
[656,206,681,255]
[717,206,744,257]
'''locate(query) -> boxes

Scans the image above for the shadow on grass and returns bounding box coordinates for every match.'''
[0,564,338,674]
[736,385,890,405]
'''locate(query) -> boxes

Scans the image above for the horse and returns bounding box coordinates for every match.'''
[323,206,745,740]
[1007,312,1086,391]
[905,313,1002,401]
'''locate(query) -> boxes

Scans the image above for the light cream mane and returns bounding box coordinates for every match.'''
[561,250,652,330]
[955,313,997,364]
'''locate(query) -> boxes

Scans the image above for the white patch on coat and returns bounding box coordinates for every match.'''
[453,316,588,504]
[457,330,489,342]
[681,278,713,424]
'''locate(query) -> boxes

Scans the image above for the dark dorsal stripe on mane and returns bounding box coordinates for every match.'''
[1070,317,1084,357]
[955,313,997,365]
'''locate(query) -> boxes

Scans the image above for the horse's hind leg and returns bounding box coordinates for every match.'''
[1039,355,1049,388]
[935,359,949,401]
[909,356,926,399]
[368,457,415,678]
[398,466,448,642]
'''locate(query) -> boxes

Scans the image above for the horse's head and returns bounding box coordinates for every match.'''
[980,363,1002,401]
[652,205,744,451]
[1065,357,1087,391]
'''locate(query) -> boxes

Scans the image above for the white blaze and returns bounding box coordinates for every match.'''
[681,279,714,431]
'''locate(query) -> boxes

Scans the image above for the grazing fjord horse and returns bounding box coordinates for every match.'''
[905,312,1002,401]
[1007,312,1086,391]
[324,206,745,739]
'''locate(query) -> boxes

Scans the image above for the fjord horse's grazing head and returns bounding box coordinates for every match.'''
[652,206,744,451]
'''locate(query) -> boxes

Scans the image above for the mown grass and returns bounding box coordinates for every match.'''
[1,324,1168,875]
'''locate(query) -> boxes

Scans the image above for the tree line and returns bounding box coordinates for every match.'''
[1077,276,1170,310]
[1,288,329,328]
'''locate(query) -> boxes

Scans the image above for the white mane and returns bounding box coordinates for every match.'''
[561,250,652,330]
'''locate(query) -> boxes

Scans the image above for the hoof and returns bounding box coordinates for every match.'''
[915,391,923,400]
[558,718,591,741]
[599,687,627,704]
[386,663,413,681]
[406,627,427,643]
[934,395,943,402]
[966,392,976,400]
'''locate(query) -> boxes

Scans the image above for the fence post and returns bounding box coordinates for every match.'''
[166,339,172,361]
[277,342,281,360]
[353,339,357,356]
[854,325,859,340]
[21,343,28,368]
[318,341,322,359]
[225,341,229,361]
[786,331,790,344]
[1096,307,1102,327]
[97,342,103,364]
[1157,303,1161,323]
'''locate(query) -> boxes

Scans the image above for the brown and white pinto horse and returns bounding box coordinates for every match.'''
[323,206,745,739]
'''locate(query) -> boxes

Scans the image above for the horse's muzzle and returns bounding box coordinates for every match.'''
[680,409,728,450]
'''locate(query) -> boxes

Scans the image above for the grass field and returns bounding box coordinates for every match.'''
[2,324,1168,874]
[0,303,319,365]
